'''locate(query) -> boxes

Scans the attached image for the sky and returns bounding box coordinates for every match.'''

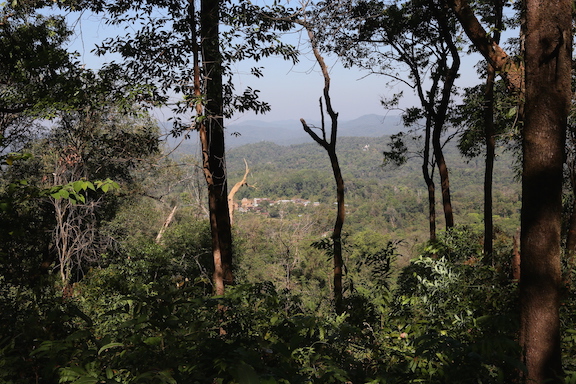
[62,6,486,125]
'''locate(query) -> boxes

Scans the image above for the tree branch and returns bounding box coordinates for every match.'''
[443,0,522,91]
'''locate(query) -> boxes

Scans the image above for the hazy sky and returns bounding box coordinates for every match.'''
[64,8,485,124]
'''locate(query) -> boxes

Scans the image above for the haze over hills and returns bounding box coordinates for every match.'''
[225,114,404,147]
[168,114,404,148]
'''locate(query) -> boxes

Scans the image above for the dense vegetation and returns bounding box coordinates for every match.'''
[1,0,575,383]
[4,127,575,383]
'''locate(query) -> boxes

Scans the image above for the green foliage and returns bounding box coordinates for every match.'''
[1,151,33,166]
[389,228,523,382]
[0,4,150,120]
[420,226,483,263]
[0,280,86,384]
[227,137,520,243]
[17,283,365,383]
[456,80,521,159]
[0,9,78,116]
[63,0,298,129]
[383,132,409,166]
[45,178,120,204]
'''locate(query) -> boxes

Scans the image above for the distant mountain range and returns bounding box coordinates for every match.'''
[224,114,404,148]
[162,114,406,154]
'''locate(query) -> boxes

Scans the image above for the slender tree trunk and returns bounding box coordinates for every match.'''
[483,0,502,263]
[432,129,454,229]
[423,121,437,242]
[199,0,234,295]
[300,25,345,314]
[329,150,345,313]
[483,65,496,261]
[519,0,571,380]
[428,4,459,231]
[512,230,521,282]
[426,180,437,242]
[300,111,345,313]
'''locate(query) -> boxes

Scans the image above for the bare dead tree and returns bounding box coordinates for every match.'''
[228,158,254,225]
[156,205,178,244]
[50,145,101,290]
[299,25,346,314]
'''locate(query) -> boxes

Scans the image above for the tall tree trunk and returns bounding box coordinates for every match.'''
[300,26,345,313]
[445,0,570,380]
[330,149,345,313]
[483,0,502,263]
[199,0,234,295]
[483,65,496,261]
[520,0,571,380]
[428,3,459,230]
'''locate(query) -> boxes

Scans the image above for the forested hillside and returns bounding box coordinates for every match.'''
[226,136,520,244]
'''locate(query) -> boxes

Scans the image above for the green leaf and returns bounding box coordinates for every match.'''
[98,342,124,355]
[157,370,177,384]
[72,180,86,192]
[100,183,111,193]
[506,106,517,118]
[143,336,162,346]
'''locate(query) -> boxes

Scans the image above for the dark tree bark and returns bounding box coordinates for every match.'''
[519,0,571,380]
[483,0,503,261]
[197,0,234,295]
[483,65,496,261]
[423,119,437,242]
[445,0,571,380]
[432,127,454,229]
[409,36,458,234]
[326,0,458,238]
[300,27,345,314]
[427,2,460,230]
[566,127,576,273]
[445,0,523,92]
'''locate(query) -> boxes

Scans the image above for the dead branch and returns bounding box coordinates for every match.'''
[227,158,252,225]
[155,205,178,244]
